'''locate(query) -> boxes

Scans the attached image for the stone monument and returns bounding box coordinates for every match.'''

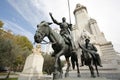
[18,44,44,80]
[72,3,120,72]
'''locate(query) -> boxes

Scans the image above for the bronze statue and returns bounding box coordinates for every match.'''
[49,13,75,51]
[34,21,80,80]
[80,39,102,67]
[79,38,102,77]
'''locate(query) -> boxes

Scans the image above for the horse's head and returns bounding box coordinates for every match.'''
[34,21,52,43]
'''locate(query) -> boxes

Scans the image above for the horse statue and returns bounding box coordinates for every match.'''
[78,39,101,78]
[34,21,80,79]
[75,29,101,78]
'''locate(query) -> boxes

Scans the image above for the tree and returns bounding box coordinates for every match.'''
[0,20,4,28]
[0,29,33,79]
[42,53,55,75]
[42,53,65,75]
[0,39,18,78]
[14,35,33,50]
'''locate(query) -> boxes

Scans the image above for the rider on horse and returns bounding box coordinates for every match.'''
[80,38,103,67]
[49,13,75,51]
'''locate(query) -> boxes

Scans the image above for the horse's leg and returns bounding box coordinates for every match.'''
[74,52,81,77]
[89,65,96,78]
[53,49,64,79]
[71,56,75,70]
[53,57,59,80]
[76,59,81,77]
[95,64,99,77]
[65,57,70,77]
[58,58,63,78]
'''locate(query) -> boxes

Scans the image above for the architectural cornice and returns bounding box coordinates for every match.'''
[74,3,87,14]
[89,18,97,24]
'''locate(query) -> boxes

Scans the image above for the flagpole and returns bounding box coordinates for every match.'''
[67,0,71,24]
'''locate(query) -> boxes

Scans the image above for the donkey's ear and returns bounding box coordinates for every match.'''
[48,22,52,25]
[37,24,39,28]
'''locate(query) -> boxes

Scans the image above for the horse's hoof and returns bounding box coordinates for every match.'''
[91,75,96,78]
[53,72,60,79]
[53,72,57,79]
[65,73,69,77]
[97,75,100,77]
[59,73,63,78]
[77,74,81,77]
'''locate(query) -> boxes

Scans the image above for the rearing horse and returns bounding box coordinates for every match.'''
[34,21,80,79]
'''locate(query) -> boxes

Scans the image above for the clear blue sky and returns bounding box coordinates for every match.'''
[0,0,120,53]
[0,0,37,42]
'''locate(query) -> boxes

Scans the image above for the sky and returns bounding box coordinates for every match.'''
[0,0,120,53]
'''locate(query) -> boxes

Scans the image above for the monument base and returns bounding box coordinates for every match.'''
[18,73,52,80]
[58,77,110,80]
[62,70,120,80]
[18,73,42,80]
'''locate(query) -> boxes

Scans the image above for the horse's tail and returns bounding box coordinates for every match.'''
[71,52,78,70]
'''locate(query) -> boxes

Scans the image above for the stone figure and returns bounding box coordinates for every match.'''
[80,39,102,67]
[79,38,102,77]
[18,44,44,80]
[49,13,75,51]
[34,21,80,80]
[33,44,41,54]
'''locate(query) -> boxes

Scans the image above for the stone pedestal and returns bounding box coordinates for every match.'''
[58,77,110,80]
[18,44,44,80]
[100,42,120,70]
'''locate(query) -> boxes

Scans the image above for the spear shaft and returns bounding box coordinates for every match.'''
[67,0,71,24]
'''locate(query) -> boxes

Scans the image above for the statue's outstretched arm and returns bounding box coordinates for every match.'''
[49,12,60,25]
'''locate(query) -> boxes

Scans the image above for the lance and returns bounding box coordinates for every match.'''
[67,0,71,24]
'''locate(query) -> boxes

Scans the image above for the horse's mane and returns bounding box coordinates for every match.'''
[48,27,63,44]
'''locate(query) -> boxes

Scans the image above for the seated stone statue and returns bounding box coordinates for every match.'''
[18,44,44,80]
[80,39,103,67]
[34,44,41,54]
